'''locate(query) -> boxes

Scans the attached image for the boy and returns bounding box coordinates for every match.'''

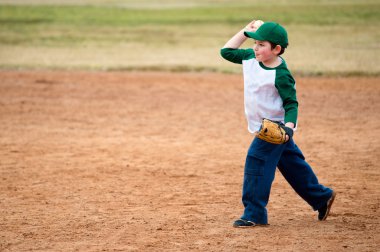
[220,20,336,227]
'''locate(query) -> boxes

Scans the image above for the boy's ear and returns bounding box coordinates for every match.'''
[273,45,282,55]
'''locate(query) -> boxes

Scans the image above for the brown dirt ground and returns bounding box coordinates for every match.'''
[0,71,379,252]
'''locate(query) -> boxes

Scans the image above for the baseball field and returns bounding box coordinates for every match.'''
[1,1,379,251]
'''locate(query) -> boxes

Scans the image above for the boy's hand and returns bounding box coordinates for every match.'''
[256,119,293,144]
[284,122,295,142]
[245,20,264,32]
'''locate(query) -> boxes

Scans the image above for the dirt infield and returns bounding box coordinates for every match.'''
[1,71,379,251]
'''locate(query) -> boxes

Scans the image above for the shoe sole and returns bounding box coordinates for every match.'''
[232,219,256,228]
[321,191,336,221]
[233,223,269,228]
[233,224,256,228]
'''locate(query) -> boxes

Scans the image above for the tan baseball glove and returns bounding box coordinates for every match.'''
[256,119,294,144]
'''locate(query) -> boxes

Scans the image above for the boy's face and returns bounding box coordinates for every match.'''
[253,40,278,63]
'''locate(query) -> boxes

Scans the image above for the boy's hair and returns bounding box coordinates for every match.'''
[270,42,286,56]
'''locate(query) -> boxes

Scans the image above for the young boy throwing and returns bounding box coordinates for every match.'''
[220,20,336,228]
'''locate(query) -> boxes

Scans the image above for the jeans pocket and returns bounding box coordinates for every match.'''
[244,154,265,176]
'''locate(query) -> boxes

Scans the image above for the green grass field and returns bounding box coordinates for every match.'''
[0,0,379,75]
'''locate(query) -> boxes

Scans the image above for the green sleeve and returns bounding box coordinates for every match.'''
[220,48,255,64]
[275,72,298,124]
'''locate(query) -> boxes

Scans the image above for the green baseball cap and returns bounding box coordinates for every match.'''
[244,22,288,48]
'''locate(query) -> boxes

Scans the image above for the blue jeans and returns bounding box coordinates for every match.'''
[241,137,333,224]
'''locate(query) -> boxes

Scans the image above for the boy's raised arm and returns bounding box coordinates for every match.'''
[222,20,260,48]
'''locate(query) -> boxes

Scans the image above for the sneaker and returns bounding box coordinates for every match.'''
[233,219,256,228]
[318,191,336,221]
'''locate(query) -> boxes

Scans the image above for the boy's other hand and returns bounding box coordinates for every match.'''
[245,20,264,32]
[284,122,295,142]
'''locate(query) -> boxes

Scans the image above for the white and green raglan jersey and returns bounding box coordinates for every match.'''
[220,48,298,133]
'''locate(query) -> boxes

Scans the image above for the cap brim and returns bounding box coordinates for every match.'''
[244,31,264,41]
